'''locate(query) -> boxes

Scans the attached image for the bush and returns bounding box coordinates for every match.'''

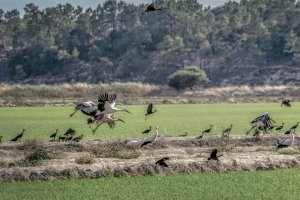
[75,154,95,165]
[168,66,208,90]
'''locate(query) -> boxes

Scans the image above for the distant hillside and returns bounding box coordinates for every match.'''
[1,0,300,86]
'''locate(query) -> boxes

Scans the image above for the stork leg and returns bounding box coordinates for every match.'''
[92,123,102,134]
[246,127,255,135]
[70,110,77,117]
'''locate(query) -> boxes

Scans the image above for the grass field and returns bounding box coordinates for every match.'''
[0,169,299,200]
[0,103,299,141]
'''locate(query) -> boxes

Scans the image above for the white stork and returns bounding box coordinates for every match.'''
[91,113,125,134]
[70,101,97,117]
[277,130,295,149]
[96,93,131,115]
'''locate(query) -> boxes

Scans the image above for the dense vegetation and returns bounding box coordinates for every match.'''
[1,169,300,199]
[1,0,300,85]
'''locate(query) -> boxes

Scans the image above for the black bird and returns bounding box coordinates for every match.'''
[49,129,59,141]
[64,128,76,136]
[0,136,2,143]
[290,122,299,130]
[275,123,284,131]
[72,134,84,142]
[145,3,162,12]
[145,103,157,120]
[208,149,223,161]
[10,129,26,142]
[283,130,291,135]
[222,125,233,137]
[155,157,169,168]
[58,135,66,142]
[281,99,291,107]
[202,125,213,134]
[142,126,152,134]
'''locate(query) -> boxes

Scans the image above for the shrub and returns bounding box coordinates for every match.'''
[75,154,95,165]
[168,66,208,90]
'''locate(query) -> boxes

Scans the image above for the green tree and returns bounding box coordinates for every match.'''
[168,66,208,90]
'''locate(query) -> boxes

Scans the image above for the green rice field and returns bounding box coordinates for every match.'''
[1,169,300,200]
[0,103,299,141]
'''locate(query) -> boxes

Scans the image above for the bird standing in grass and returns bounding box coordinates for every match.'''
[277,130,295,149]
[72,134,84,142]
[64,128,76,136]
[281,99,291,107]
[208,149,223,161]
[222,125,233,137]
[155,157,169,168]
[49,129,59,141]
[58,135,66,142]
[10,129,26,142]
[289,122,299,131]
[142,126,152,134]
[70,101,97,117]
[141,127,159,147]
[275,123,284,132]
[145,103,157,120]
[144,3,162,12]
[202,125,213,135]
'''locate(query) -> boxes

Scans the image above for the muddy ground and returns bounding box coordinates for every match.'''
[0,135,300,181]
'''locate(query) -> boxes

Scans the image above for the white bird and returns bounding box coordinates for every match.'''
[277,130,295,149]
[91,113,125,134]
[141,126,159,148]
[70,101,97,117]
[96,93,131,115]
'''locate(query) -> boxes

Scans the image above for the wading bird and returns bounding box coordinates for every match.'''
[222,125,233,137]
[202,125,213,135]
[10,129,26,142]
[58,135,66,142]
[145,3,162,12]
[281,99,291,107]
[70,101,97,117]
[145,103,157,120]
[92,113,125,134]
[141,127,159,148]
[208,149,223,161]
[155,157,169,168]
[290,122,299,131]
[49,129,59,141]
[72,134,84,142]
[275,123,284,132]
[277,130,295,149]
[64,128,76,136]
[142,126,152,134]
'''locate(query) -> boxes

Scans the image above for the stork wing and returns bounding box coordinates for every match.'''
[147,103,153,113]
[280,138,292,146]
[108,93,117,108]
[98,93,109,112]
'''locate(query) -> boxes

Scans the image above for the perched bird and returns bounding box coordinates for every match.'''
[202,125,213,134]
[49,129,59,141]
[208,149,223,161]
[290,122,299,130]
[277,130,295,149]
[275,123,284,131]
[145,103,157,120]
[72,134,84,142]
[145,3,162,12]
[92,113,125,134]
[142,126,152,134]
[64,128,76,136]
[155,157,170,168]
[70,101,97,117]
[10,129,26,142]
[222,125,233,137]
[141,127,159,147]
[281,99,291,107]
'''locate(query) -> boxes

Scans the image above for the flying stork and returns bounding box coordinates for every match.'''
[70,101,97,117]
[91,113,125,134]
[96,92,131,115]
[277,130,295,149]
[145,103,157,120]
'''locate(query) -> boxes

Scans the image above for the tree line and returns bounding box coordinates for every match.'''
[1,0,300,86]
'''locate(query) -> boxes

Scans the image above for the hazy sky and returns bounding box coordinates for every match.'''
[1,0,230,13]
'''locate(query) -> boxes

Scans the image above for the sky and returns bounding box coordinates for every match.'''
[0,0,231,13]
